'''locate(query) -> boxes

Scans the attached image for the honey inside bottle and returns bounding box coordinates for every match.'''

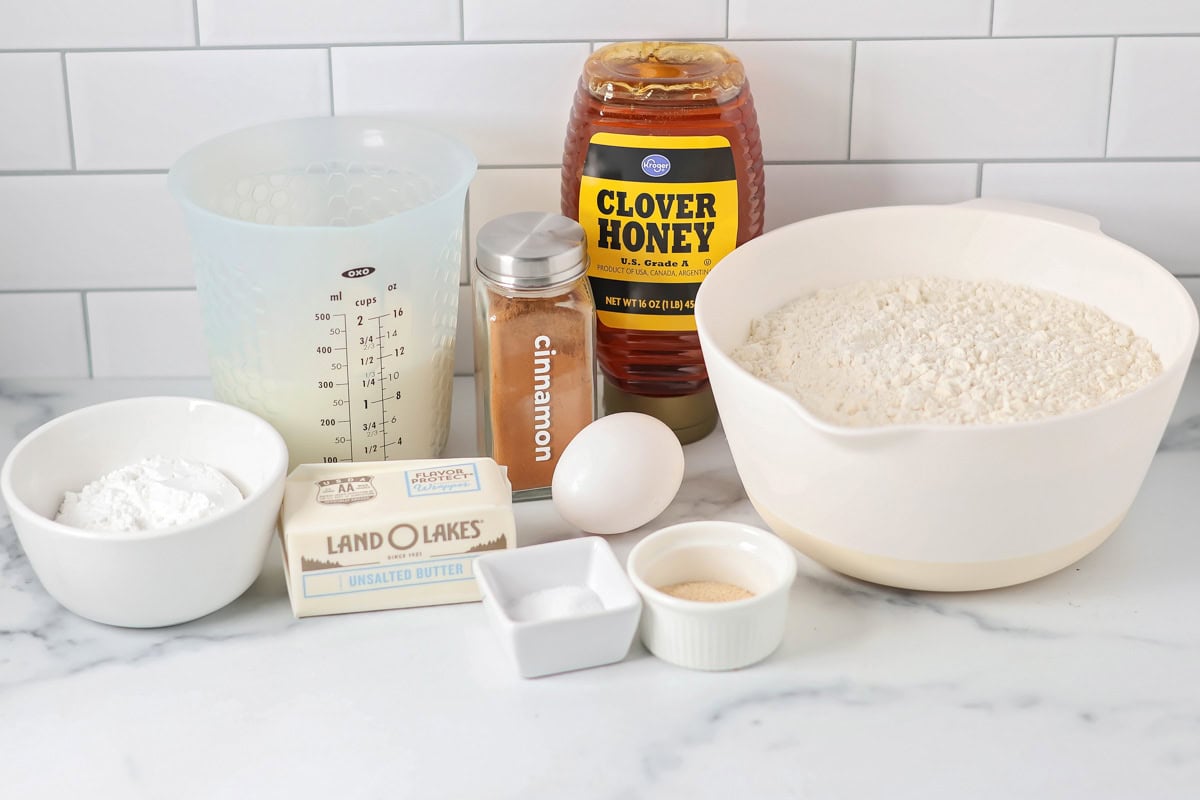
[561,42,764,442]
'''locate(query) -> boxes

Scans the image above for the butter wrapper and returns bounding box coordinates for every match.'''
[279,458,515,618]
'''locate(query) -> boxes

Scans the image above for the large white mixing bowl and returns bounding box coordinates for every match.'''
[695,200,1198,591]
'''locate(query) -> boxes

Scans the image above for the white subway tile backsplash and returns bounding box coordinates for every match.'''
[0,54,71,171]
[764,163,979,232]
[729,0,991,39]
[1108,38,1200,158]
[731,41,851,161]
[0,293,89,378]
[982,161,1200,275]
[994,1,1200,36]
[463,0,725,41]
[851,39,1113,160]
[467,167,563,281]
[86,290,210,377]
[0,175,192,291]
[4,5,1200,385]
[198,0,459,46]
[67,50,330,170]
[1182,278,1200,321]
[0,0,195,49]
[332,44,588,166]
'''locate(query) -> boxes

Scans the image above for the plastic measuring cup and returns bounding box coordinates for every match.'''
[169,117,476,468]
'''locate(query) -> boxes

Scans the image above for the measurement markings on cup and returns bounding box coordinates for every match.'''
[370,310,405,459]
[317,311,355,463]
[317,294,409,463]
[366,306,406,458]
[376,313,389,459]
[337,312,354,460]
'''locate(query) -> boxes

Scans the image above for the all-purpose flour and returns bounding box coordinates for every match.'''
[732,277,1163,427]
[56,456,243,533]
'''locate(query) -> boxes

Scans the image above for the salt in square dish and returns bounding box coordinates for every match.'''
[474,536,642,678]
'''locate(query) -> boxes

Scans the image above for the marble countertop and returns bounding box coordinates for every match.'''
[2,369,1199,799]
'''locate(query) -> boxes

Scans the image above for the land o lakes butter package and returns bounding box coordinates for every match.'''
[279,458,515,617]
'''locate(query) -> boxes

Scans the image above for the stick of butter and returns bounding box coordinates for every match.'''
[279,458,516,618]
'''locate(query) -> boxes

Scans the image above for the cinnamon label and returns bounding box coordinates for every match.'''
[482,288,594,493]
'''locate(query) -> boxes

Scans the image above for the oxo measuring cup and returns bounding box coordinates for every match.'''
[169,117,476,468]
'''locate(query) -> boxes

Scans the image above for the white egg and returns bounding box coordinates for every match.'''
[551,412,685,534]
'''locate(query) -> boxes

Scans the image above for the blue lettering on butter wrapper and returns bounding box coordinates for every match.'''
[404,462,482,497]
[302,555,476,598]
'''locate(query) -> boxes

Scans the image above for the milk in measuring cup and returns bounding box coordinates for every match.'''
[169,117,476,469]
[207,276,456,469]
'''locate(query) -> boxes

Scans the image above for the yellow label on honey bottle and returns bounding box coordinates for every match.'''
[578,132,738,332]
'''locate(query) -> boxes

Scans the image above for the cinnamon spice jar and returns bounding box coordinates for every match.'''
[473,212,596,500]
[561,41,764,443]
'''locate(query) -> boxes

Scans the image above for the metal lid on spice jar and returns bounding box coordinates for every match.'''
[475,212,587,290]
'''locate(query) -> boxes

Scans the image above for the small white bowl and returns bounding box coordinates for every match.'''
[627,521,797,671]
[474,537,642,678]
[0,396,288,627]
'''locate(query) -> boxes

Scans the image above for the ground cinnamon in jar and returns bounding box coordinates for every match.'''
[473,213,596,500]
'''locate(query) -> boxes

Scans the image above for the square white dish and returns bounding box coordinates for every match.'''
[474,536,642,678]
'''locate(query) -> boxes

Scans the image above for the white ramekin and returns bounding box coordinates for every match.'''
[475,537,643,678]
[626,521,796,671]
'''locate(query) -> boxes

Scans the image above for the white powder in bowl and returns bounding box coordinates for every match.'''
[507,585,604,622]
[731,277,1163,427]
[56,456,244,533]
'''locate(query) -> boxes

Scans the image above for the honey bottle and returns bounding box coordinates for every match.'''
[561,41,764,443]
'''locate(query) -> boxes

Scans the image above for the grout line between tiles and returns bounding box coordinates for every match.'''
[988,0,996,37]
[191,0,201,46]
[58,52,77,170]
[80,292,95,378]
[6,33,1200,55]
[4,156,1200,181]
[846,40,857,160]
[327,47,335,115]
[1103,37,1119,157]
[765,156,1200,165]
[0,168,168,177]
[976,162,984,196]
[0,287,196,295]
[458,0,466,40]
[725,0,731,39]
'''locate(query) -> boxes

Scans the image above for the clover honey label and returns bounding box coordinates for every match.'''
[578,132,738,332]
